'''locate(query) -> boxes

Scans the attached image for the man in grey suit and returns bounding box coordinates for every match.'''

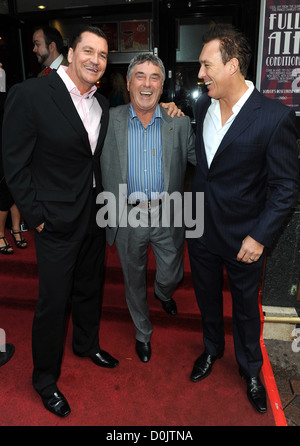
[100,54,196,362]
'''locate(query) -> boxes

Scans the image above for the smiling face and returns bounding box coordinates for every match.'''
[198,39,232,100]
[127,61,164,116]
[66,31,108,94]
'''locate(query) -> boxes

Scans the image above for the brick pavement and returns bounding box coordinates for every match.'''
[265,339,300,426]
[279,379,300,426]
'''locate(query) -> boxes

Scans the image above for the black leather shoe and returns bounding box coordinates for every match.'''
[240,369,267,413]
[136,340,151,363]
[0,343,15,367]
[155,294,177,316]
[89,350,119,368]
[191,351,223,382]
[42,391,71,418]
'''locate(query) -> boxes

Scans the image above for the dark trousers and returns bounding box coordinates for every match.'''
[188,238,264,378]
[32,192,106,396]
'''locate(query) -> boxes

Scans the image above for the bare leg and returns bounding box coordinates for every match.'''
[0,210,13,253]
[10,204,27,248]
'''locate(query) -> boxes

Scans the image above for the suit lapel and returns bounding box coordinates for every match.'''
[48,71,90,151]
[114,104,130,183]
[161,109,174,192]
[196,95,211,171]
[94,92,109,156]
[211,88,262,164]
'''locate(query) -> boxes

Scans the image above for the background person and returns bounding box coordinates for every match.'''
[32,25,68,76]
[108,71,130,107]
[0,67,27,254]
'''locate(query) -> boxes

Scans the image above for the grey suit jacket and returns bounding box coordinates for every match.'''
[100,104,196,248]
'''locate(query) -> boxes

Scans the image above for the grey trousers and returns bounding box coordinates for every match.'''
[115,204,184,342]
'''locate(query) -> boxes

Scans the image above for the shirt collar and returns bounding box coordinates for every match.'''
[211,80,254,115]
[232,80,254,113]
[129,103,162,124]
[57,65,97,99]
[50,54,64,70]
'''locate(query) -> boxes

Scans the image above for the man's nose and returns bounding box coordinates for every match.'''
[198,66,205,79]
[143,77,151,87]
[90,53,99,65]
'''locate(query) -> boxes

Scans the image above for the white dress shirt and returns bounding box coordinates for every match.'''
[57,65,102,187]
[50,54,64,70]
[57,65,102,155]
[203,80,254,168]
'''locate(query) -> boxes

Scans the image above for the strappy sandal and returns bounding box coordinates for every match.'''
[10,230,28,249]
[0,236,14,255]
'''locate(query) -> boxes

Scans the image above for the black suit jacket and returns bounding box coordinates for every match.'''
[192,88,299,257]
[2,70,109,234]
[0,92,7,179]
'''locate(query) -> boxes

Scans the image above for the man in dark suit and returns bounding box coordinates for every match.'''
[2,26,119,418]
[188,24,299,413]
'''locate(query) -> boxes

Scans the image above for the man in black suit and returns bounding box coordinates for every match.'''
[2,26,119,418]
[188,24,299,413]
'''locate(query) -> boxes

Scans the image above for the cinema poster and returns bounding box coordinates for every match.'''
[256,0,300,115]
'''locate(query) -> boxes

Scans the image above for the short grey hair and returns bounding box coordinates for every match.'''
[127,53,165,83]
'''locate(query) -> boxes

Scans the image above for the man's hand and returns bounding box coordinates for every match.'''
[236,235,264,263]
[160,102,185,118]
[36,222,45,233]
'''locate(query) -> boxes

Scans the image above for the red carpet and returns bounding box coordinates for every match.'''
[0,230,284,426]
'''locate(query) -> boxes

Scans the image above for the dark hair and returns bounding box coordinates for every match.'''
[202,23,252,77]
[34,25,65,54]
[70,25,108,50]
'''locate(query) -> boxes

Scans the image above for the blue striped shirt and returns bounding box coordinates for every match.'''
[127,103,164,201]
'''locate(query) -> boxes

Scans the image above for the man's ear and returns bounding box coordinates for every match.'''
[49,41,56,54]
[67,47,73,64]
[229,57,239,75]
